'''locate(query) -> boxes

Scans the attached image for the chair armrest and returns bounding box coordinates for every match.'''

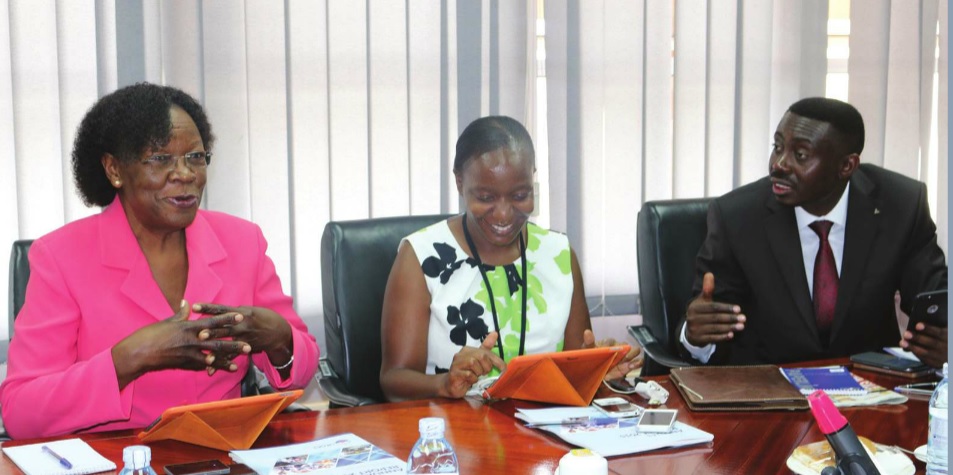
[252,382,312,413]
[318,376,381,407]
[242,365,312,412]
[627,325,692,369]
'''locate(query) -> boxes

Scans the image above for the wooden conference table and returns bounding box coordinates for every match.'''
[0,359,933,474]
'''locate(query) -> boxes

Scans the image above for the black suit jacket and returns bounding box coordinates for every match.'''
[680,164,947,365]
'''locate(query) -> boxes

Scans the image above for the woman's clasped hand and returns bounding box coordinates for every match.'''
[108,296,301,387]
[112,300,251,385]
[191,302,295,375]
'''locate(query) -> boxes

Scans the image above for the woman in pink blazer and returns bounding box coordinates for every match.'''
[0,83,319,438]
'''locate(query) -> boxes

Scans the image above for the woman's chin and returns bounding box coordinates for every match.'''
[157,209,199,231]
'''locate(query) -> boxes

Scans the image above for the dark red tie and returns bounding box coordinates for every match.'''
[810,220,838,339]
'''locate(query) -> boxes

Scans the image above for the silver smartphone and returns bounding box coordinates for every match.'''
[592,397,643,418]
[637,409,678,433]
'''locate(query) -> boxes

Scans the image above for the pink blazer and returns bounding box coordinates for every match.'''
[0,199,319,438]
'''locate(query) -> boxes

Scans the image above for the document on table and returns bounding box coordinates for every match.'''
[883,346,921,362]
[2,438,116,475]
[514,406,606,426]
[230,433,404,475]
[516,407,714,457]
[825,373,908,408]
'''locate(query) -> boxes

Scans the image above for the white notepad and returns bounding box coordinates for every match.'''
[2,438,116,475]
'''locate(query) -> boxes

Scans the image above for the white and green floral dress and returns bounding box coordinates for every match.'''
[403,219,574,377]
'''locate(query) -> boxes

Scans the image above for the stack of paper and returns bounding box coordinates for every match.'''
[780,365,907,408]
[516,407,714,457]
[514,406,607,426]
[230,433,404,475]
[883,347,921,361]
[828,374,908,408]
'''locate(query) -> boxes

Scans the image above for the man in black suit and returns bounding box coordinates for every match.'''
[679,97,947,368]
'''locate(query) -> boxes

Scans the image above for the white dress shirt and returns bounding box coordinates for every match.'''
[679,183,851,363]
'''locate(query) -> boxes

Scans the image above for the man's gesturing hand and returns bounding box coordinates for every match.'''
[684,273,746,346]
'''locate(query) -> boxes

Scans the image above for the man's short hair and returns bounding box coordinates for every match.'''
[788,97,865,155]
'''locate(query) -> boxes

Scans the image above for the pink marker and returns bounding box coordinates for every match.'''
[807,390,880,475]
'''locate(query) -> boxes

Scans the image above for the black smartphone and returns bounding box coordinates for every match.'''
[164,460,230,475]
[227,464,256,475]
[908,289,947,330]
[604,377,638,394]
[850,351,931,374]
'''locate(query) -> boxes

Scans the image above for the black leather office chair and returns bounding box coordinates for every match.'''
[629,198,713,376]
[8,240,32,339]
[7,239,270,400]
[320,214,452,407]
[3,240,31,439]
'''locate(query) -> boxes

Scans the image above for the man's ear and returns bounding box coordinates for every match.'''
[454,171,463,195]
[839,153,860,179]
[101,153,122,186]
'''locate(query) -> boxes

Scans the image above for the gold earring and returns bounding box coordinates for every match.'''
[114,180,121,187]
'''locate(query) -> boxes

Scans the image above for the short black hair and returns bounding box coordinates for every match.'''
[787,97,865,155]
[72,83,214,207]
[453,116,535,173]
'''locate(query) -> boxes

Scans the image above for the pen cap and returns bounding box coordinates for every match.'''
[122,445,152,470]
[807,390,847,435]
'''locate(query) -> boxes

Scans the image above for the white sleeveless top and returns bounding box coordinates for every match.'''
[403,219,574,375]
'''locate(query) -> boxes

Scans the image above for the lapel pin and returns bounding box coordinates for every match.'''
[874,208,880,215]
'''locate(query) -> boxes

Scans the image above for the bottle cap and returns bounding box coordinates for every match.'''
[419,417,446,434]
[122,445,151,470]
[557,449,608,475]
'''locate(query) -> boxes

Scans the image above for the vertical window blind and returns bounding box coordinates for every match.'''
[0,1,945,350]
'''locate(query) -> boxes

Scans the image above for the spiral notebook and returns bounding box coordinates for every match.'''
[781,366,867,395]
[2,438,116,475]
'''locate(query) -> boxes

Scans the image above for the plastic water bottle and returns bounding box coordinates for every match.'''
[407,417,459,474]
[118,445,159,475]
[928,363,949,475]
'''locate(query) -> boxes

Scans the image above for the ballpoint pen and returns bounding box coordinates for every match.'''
[524,416,621,428]
[42,445,73,469]
[894,381,938,396]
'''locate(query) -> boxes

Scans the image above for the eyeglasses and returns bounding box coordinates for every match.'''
[140,151,212,172]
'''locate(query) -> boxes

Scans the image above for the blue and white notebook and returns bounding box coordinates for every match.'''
[781,366,867,395]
